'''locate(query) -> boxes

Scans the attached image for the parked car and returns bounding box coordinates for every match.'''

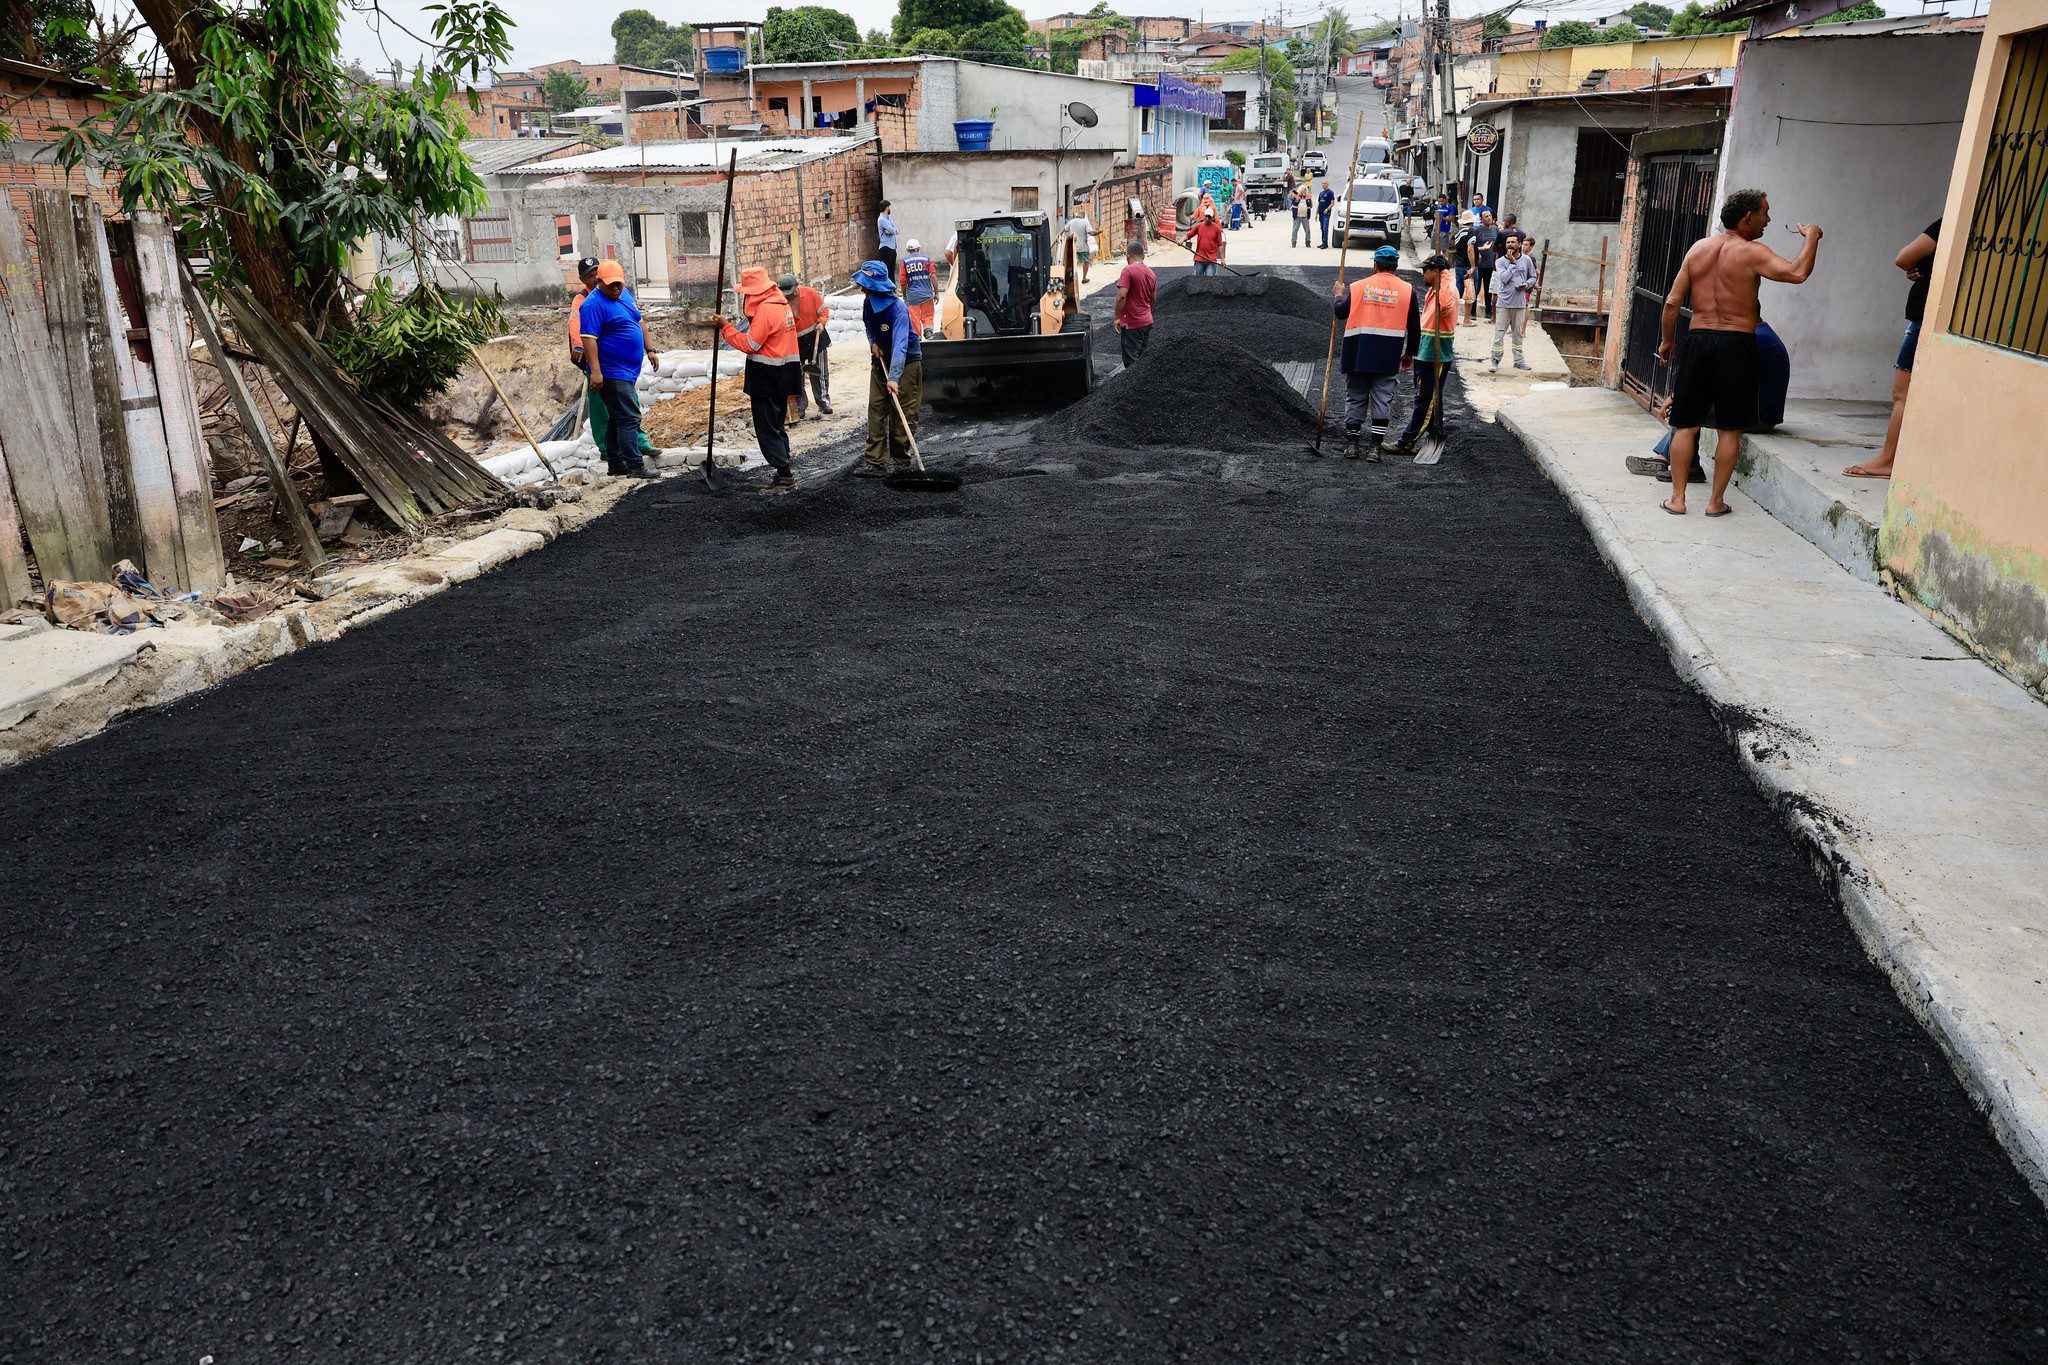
[1329,179,1404,247]
[1302,150,1328,175]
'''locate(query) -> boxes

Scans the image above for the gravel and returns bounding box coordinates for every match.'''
[1048,332,1317,449]
[4,264,2046,1359]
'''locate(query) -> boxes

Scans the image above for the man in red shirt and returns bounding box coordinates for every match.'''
[1182,206,1226,277]
[1112,239,1157,369]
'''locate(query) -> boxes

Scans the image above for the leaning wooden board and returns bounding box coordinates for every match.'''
[130,214,225,591]
[90,210,187,588]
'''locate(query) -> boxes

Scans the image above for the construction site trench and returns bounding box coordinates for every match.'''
[5,265,2047,1359]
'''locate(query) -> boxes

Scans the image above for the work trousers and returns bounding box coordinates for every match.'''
[1318,211,1331,248]
[1471,264,1495,319]
[1401,361,1449,442]
[1119,323,1152,369]
[1343,371,1400,438]
[795,334,831,414]
[597,378,647,473]
[865,359,923,467]
[1193,260,1220,277]
[1490,306,1527,362]
[750,390,792,474]
[877,245,897,278]
[587,385,655,456]
[1291,215,1312,247]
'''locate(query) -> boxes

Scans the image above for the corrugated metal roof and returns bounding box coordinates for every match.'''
[462,136,593,175]
[502,136,875,176]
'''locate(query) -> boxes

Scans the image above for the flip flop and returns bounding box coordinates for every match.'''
[1843,465,1892,479]
[1704,505,1734,517]
[1661,503,1686,515]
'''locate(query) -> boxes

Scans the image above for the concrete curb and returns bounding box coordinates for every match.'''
[0,477,640,772]
[1501,401,2048,1209]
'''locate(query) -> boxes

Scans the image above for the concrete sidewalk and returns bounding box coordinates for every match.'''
[1501,386,2048,1204]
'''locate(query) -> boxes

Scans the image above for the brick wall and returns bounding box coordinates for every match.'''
[2,65,120,250]
[1071,154,1173,259]
[726,145,882,288]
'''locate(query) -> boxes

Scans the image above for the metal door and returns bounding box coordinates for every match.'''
[1621,151,1717,404]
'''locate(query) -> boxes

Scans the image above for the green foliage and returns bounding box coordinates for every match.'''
[1224,149,1245,167]
[1600,21,1644,41]
[892,0,1015,44]
[1,0,95,75]
[1626,3,1675,28]
[1483,14,1512,39]
[1540,20,1601,46]
[331,278,503,407]
[1668,2,1748,35]
[1046,4,1136,72]
[542,69,588,111]
[903,26,956,53]
[612,9,693,68]
[56,0,512,393]
[763,6,861,62]
[1817,1,1885,22]
[955,9,1034,67]
[1309,7,1357,60]
[1210,46,1297,133]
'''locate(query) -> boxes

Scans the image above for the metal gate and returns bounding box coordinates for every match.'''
[1621,150,1717,404]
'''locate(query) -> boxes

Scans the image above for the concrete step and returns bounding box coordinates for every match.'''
[1731,399,1892,583]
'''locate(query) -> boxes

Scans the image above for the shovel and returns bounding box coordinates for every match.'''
[881,383,961,493]
[699,149,740,494]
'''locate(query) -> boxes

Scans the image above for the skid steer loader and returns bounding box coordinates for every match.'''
[920,212,1093,407]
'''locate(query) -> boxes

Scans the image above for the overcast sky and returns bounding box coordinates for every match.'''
[335,2,1616,75]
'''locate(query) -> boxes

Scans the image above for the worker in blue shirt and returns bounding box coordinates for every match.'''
[852,258,920,477]
[577,260,653,478]
[1316,182,1336,249]
[876,199,899,278]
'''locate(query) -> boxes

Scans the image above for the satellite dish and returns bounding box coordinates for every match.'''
[1065,101,1099,128]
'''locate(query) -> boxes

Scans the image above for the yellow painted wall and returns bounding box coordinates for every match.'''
[1494,32,1745,91]
[1882,0,2048,696]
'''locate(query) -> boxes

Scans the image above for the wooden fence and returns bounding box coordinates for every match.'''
[0,196,225,608]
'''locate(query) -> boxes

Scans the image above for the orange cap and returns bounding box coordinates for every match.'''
[594,260,626,285]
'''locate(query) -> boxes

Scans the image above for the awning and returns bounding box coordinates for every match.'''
[1699,0,1866,39]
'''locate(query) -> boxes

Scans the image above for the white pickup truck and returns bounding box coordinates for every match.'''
[1242,151,1292,213]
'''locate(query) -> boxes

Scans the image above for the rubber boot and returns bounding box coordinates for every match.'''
[1343,432,1361,461]
[1366,434,1383,463]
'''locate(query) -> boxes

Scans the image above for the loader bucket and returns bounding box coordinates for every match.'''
[920,330,1094,407]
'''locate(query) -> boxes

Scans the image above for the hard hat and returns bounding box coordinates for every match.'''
[905,238,920,251]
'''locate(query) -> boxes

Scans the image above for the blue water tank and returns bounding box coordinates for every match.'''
[953,118,994,151]
[703,46,745,75]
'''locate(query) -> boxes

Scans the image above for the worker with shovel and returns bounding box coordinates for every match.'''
[1389,252,1459,458]
[715,266,801,493]
[781,273,833,419]
[852,258,921,477]
[1331,244,1420,461]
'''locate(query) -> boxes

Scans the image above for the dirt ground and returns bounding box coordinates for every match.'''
[7,264,2047,1359]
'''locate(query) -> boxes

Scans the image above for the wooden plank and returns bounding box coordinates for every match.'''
[30,191,117,579]
[83,205,179,583]
[88,213,186,588]
[0,455,31,608]
[0,192,111,583]
[178,263,324,570]
[66,196,147,570]
[130,214,226,591]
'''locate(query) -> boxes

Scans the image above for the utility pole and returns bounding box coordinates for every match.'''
[1437,0,1459,200]
[1418,7,1435,187]
[1258,6,1271,151]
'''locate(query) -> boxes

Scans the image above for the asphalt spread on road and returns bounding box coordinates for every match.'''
[5,266,2046,1360]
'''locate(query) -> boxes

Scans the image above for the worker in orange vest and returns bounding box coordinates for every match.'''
[716,266,802,492]
[1330,244,1419,461]
[1391,252,1459,456]
[780,273,833,419]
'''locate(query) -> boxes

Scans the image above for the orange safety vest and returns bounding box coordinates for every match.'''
[568,286,588,349]
[791,285,829,337]
[721,269,800,367]
[1416,276,1458,362]
[1339,271,1414,375]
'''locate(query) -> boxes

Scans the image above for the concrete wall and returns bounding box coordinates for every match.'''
[952,64,1139,155]
[1496,100,1719,303]
[881,149,1118,262]
[1719,31,1979,401]
[1883,1,2048,698]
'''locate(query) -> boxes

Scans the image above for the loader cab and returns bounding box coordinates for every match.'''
[953,213,1053,338]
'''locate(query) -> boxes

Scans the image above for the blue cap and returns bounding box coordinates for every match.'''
[1374,245,1401,266]
[852,260,895,293]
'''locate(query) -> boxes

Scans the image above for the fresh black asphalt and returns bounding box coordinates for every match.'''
[4,266,2046,1360]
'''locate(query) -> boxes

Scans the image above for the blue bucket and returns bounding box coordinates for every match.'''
[953,118,994,151]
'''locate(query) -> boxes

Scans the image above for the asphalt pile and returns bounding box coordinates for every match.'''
[1142,273,1339,362]
[1049,332,1316,448]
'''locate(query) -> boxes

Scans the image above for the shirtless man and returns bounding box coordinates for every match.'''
[1658,188,1821,516]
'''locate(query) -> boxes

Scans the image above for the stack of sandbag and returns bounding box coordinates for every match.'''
[480,439,599,489]
[633,348,744,404]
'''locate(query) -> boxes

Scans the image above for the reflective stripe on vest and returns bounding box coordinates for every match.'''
[1343,274,1413,340]
[734,294,799,362]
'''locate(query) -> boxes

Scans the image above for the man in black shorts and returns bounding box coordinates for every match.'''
[1657,188,1821,516]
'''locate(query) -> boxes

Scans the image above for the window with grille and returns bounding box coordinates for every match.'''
[1950,27,2048,359]
[678,212,711,255]
[1568,126,1638,223]
[463,214,515,264]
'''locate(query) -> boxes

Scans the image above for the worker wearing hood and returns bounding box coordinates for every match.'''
[852,258,921,477]
[716,266,801,492]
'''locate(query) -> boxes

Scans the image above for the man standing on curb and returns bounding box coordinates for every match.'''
[782,274,833,419]
[1390,252,1459,457]
[716,266,801,493]
[1112,238,1156,369]
[1331,244,1419,461]
[1489,233,1538,371]
[579,261,653,479]
[854,258,922,477]
[1657,188,1821,517]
